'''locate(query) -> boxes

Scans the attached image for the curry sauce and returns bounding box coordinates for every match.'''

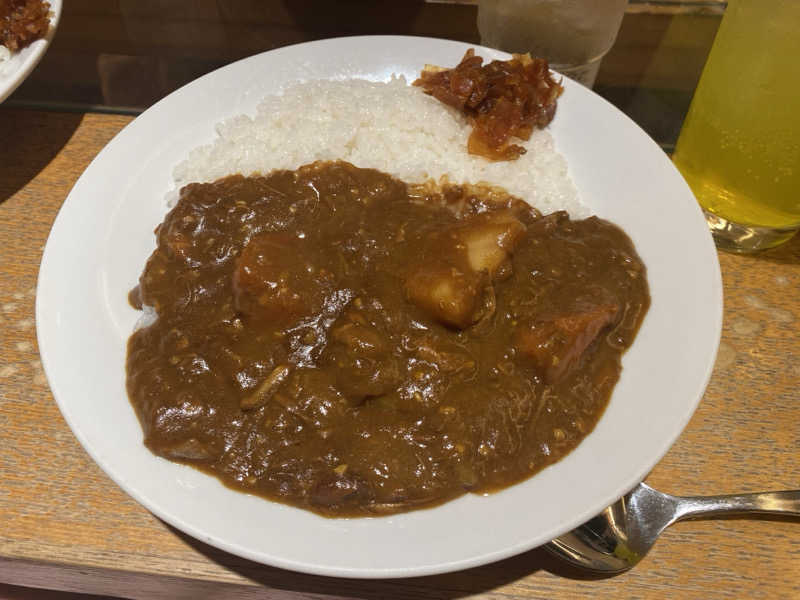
[127,161,649,517]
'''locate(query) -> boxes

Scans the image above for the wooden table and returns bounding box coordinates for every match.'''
[1,105,798,599]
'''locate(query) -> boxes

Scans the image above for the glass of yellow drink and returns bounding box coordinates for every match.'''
[672,0,800,252]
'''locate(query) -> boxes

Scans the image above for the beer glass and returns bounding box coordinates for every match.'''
[673,0,800,252]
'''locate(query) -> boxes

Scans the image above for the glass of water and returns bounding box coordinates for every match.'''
[477,0,628,87]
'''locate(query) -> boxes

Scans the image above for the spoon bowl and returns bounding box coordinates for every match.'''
[544,483,800,573]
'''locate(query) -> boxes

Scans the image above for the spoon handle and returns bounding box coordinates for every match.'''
[675,490,800,520]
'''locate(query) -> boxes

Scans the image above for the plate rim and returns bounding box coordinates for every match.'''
[36,35,723,579]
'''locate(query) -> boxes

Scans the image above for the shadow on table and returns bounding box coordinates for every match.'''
[0,109,83,205]
[746,230,800,266]
[0,583,122,600]
[170,506,800,596]
[169,524,619,599]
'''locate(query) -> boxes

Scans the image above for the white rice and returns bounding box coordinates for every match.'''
[174,76,586,217]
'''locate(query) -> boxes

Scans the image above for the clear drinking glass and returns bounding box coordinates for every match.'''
[673,0,800,252]
[477,0,628,87]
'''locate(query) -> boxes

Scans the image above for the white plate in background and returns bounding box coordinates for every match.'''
[0,0,61,103]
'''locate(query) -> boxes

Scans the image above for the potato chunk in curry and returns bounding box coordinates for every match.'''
[405,262,486,329]
[404,209,526,329]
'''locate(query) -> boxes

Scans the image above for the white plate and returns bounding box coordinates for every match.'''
[36,36,722,578]
[0,0,61,103]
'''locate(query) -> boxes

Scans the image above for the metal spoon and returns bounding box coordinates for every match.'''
[544,483,800,573]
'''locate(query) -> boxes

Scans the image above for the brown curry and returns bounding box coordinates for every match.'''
[127,161,649,517]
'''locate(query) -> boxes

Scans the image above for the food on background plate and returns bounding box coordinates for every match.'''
[0,0,49,56]
[414,49,563,161]
[126,52,650,517]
